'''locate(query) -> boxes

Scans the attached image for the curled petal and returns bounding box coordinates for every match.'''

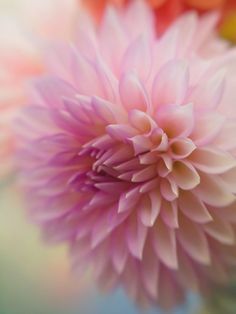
[169,138,196,160]
[172,160,200,190]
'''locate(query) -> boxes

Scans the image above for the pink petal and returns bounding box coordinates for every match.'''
[126,215,148,260]
[99,7,128,73]
[161,200,179,228]
[71,50,104,96]
[138,191,161,227]
[204,213,235,245]
[132,165,157,182]
[172,160,200,190]
[152,61,189,108]
[169,138,196,160]
[33,76,77,108]
[111,227,128,274]
[156,104,194,138]
[121,36,151,80]
[190,112,225,146]
[177,216,211,265]
[119,73,149,111]
[178,191,213,223]
[189,147,236,174]
[106,124,137,141]
[141,249,159,298]
[129,109,155,133]
[220,167,236,193]
[194,172,236,207]
[188,70,225,110]
[160,178,179,201]
[118,187,140,213]
[212,119,236,150]
[152,220,178,269]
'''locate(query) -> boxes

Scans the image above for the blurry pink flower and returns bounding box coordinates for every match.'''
[0,17,43,178]
[17,1,236,309]
[0,0,78,179]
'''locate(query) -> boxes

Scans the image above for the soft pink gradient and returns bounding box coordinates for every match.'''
[17,1,236,309]
[0,0,78,178]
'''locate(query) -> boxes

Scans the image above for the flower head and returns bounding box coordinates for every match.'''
[17,1,236,309]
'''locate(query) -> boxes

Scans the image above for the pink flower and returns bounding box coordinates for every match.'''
[17,1,236,309]
[0,0,78,179]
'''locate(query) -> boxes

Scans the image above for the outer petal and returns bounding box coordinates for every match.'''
[152,61,189,108]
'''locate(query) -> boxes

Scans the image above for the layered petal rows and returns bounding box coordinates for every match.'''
[17,1,236,309]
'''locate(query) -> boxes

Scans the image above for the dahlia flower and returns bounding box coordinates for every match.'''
[17,1,236,309]
[0,0,78,179]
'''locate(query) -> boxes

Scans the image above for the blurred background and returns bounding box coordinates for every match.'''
[0,1,236,313]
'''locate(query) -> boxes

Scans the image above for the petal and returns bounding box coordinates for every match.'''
[189,147,236,174]
[156,103,194,138]
[141,249,159,299]
[194,172,236,207]
[126,214,148,260]
[188,70,225,110]
[161,200,179,228]
[132,165,157,183]
[119,73,149,111]
[169,138,196,160]
[99,7,128,72]
[212,119,236,150]
[177,215,211,265]
[106,124,137,141]
[178,191,213,223]
[172,161,200,190]
[152,60,189,108]
[111,226,128,274]
[190,112,225,146]
[71,50,104,96]
[124,0,155,40]
[152,220,178,269]
[160,178,179,201]
[129,109,155,133]
[214,201,236,222]
[138,190,161,227]
[121,35,151,80]
[118,186,140,213]
[220,167,236,193]
[33,76,77,108]
[91,96,116,123]
[204,214,235,245]
[152,28,178,74]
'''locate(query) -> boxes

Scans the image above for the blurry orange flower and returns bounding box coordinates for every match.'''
[220,0,236,43]
[82,0,236,38]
